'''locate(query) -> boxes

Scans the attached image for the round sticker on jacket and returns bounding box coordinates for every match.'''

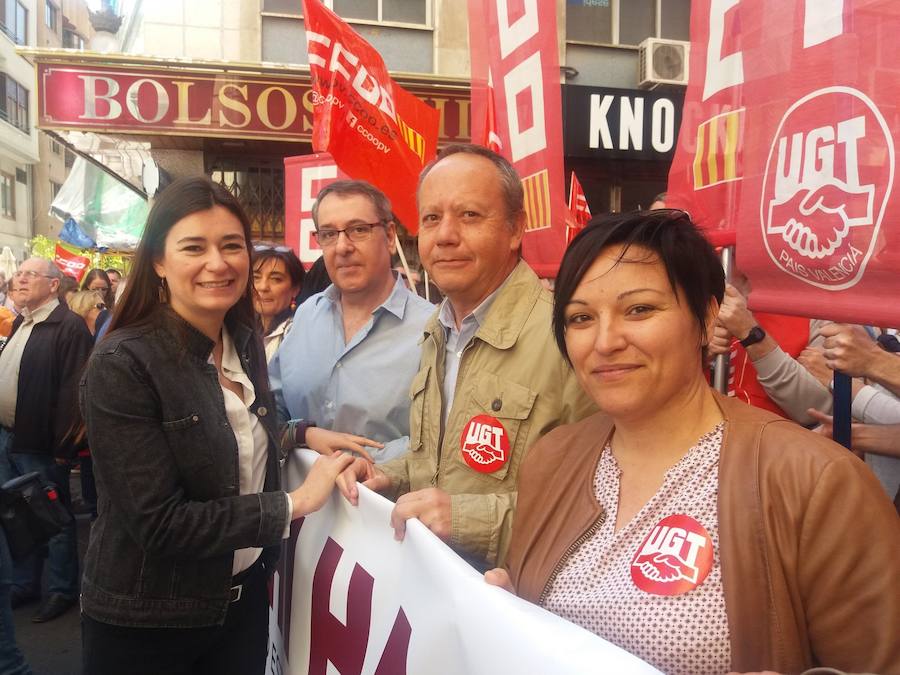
[630,514,713,596]
[460,414,510,473]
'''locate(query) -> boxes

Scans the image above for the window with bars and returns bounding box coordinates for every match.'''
[0,0,26,44]
[51,139,62,155]
[209,163,285,241]
[0,172,14,219]
[50,180,62,200]
[0,73,29,134]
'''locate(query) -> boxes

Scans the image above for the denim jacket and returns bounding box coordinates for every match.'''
[79,310,288,628]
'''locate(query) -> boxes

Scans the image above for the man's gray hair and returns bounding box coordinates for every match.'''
[311,180,393,228]
[39,258,63,280]
[417,143,525,228]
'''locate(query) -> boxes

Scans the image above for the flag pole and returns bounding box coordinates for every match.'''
[832,372,853,449]
[394,232,418,296]
[713,246,734,394]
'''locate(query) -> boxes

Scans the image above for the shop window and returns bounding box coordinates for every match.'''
[566,0,691,46]
[209,162,285,241]
[262,0,302,15]
[45,0,58,32]
[0,0,27,45]
[0,73,29,134]
[0,172,14,219]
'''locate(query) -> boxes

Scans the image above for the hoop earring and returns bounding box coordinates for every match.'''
[158,277,169,303]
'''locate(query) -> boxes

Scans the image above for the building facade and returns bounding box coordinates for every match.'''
[0,0,38,260]
[27,0,691,250]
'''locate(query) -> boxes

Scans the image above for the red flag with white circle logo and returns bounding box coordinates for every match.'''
[667,0,900,326]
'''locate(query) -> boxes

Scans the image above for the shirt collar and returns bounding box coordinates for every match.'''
[437,272,510,333]
[218,325,255,402]
[22,298,59,324]
[319,273,410,321]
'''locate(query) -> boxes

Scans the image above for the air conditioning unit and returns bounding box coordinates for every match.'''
[638,38,690,89]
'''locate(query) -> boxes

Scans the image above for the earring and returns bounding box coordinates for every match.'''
[290,299,297,311]
[158,277,169,303]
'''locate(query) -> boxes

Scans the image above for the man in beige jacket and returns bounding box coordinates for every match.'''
[338,144,595,569]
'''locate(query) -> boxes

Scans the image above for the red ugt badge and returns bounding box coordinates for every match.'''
[630,514,713,596]
[460,414,510,473]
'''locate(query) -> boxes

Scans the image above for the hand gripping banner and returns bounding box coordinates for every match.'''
[667,0,900,326]
[302,0,439,234]
[467,0,568,278]
[266,450,662,675]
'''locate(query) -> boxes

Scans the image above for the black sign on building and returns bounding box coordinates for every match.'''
[563,84,685,213]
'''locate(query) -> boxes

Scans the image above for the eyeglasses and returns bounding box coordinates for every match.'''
[253,244,293,253]
[314,221,386,247]
[13,270,54,280]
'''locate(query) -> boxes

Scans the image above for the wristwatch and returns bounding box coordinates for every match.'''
[739,325,766,348]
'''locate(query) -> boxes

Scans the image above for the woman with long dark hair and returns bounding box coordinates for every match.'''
[79,176,354,675]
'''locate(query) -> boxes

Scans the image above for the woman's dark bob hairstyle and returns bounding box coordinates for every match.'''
[107,176,256,337]
[252,245,306,292]
[552,209,726,363]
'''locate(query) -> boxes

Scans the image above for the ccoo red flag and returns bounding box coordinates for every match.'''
[53,242,91,282]
[301,0,439,234]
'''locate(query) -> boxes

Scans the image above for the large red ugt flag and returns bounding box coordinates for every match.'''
[302,0,439,234]
[667,0,900,327]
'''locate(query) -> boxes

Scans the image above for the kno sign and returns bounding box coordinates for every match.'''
[564,85,684,160]
[36,62,470,144]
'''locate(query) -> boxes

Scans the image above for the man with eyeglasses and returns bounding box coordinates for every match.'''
[270,180,433,465]
[337,144,597,570]
[0,257,92,624]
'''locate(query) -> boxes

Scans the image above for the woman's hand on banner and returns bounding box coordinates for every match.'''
[484,568,515,594]
[336,459,384,506]
[290,451,357,518]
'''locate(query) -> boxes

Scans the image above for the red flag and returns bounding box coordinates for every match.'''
[667,0,900,327]
[566,171,592,243]
[54,242,90,282]
[467,0,568,278]
[481,70,503,154]
[301,0,439,234]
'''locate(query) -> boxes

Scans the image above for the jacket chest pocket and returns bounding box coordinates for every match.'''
[454,374,537,482]
[407,367,430,454]
[161,413,215,477]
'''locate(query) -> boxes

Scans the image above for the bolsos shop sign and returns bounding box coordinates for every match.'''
[564,84,684,161]
[36,63,470,143]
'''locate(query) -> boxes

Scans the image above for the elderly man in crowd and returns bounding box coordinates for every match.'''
[0,257,93,623]
[270,181,434,463]
[339,144,595,569]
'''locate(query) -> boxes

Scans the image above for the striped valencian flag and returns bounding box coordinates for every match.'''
[521,169,551,231]
[566,171,591,243]
[692,108,744,190]
[397,115,427,164]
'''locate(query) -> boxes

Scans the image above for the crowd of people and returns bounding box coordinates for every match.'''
[0,143,897,675]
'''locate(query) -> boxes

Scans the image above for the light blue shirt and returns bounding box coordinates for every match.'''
[437,280,506,425]
[270,275,434,463]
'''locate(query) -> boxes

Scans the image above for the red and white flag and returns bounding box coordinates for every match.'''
[467,0,568,277]
[666,0,900,326]
[482,70,503,154]
[301,0,439,234]
[54,242,90,282]
[566,171,591,243]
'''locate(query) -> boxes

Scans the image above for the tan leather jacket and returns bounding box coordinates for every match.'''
[506,392,900,674]
[380,261,596,567]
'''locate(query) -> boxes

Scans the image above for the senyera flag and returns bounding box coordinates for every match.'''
[301,0,439,234]
[567,171,592,244]
[667,0,900,327]
[467,0,568,278]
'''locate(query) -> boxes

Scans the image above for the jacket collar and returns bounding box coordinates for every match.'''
[423,260,542,350]
[160,308,255,362]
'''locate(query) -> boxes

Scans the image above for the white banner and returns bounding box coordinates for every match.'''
[267,450,662,675]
